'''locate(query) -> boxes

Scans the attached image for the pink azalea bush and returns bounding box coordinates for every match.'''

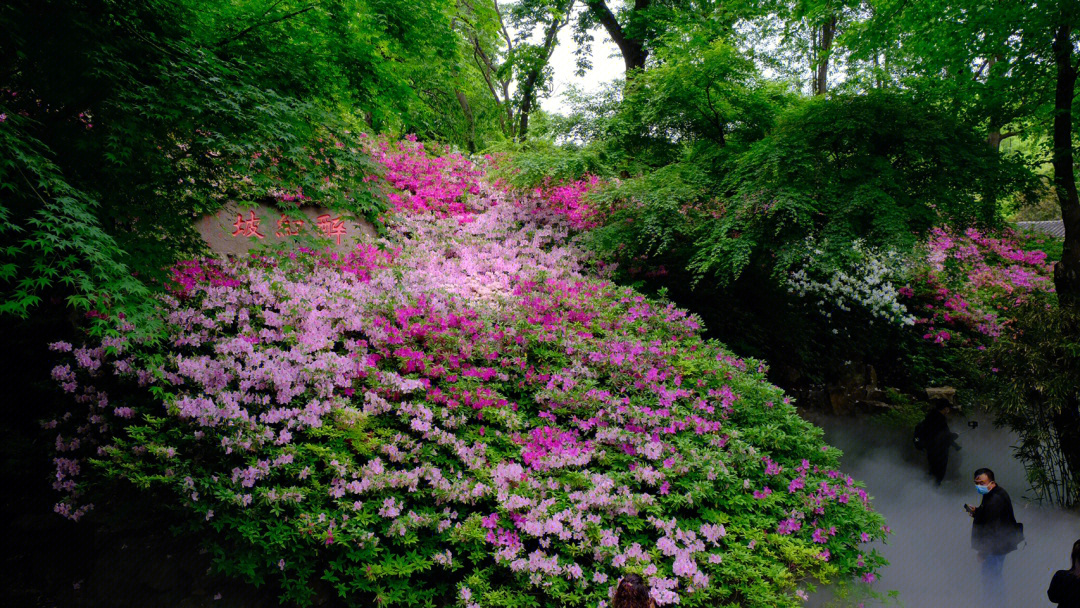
[902,226,1056,345]
[531,175,602,230]
[375,139,602,229]
[372,135,486,218]
[47,140,886,607]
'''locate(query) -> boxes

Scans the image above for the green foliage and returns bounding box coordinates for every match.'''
[1,0,514,323]
[976,304,1080,506]
[622,27,786,149]
[0,110,150,330]
[849,0,1067,135]
[587,162,716,266]
[488,138,611,189]
[690,91,1035,285]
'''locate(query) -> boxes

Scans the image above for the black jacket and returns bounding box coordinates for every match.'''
[970,485,1021,555]
[1048,570,1080,607]
[914,410,951,451]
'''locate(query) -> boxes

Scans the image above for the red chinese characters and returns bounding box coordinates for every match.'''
[316,214,347,245]
[275,214,305,237]
[232,211,265,239]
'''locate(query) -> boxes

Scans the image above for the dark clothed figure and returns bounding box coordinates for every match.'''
[914,401,956,484]
[1049,571,1080,607]
[971,485,1020,555]
[1048,538,1080,607]
[968,469,1022,608]
[915,408,952,483]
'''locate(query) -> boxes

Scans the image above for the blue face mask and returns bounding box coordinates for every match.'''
[975,484,991,495]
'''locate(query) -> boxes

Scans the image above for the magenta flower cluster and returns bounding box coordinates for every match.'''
[373,136,485,218]
[374,139,601,230]
[904,226,1055,344]
[531,175,602,230]
[46,137,886,607]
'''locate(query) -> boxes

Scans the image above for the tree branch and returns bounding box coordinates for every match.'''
[494,0,515,52]
[216,5,315,48]
[472,44,505,105]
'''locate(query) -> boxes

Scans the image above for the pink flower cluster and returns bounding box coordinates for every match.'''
[520,426,593,471]
[371,136,484,218]
[905,226,1055,343]
[532,175,602,230]
[371,137,602,230]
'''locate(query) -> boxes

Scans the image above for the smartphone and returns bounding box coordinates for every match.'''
[963,504,974,513]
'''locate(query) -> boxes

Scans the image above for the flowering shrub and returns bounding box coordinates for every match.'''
[372,136,485,218]
[902,227,1056,345]
[787,239,916,329]
[47,141,886,607]
[372,137,604,231]
[530,175,602,230]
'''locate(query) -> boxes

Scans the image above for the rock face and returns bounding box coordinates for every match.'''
[925,386,956,404]
[824,364,891,415]
[195,201,376,256]
[789,363,895,416]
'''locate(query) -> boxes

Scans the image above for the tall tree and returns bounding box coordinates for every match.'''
[460,0,574,140]
[512,0,576,138]
[1051,18,1080,307]
[788,0,859,96]
[580,0,650,74]
[811,12,837,95]
[856,0,1079,306]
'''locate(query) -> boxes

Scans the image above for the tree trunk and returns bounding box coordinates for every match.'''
[986,129,1020,152]
[514,3,569,141]
[586,0,649,75]
[518,95,532,141]
[1052,395,1080,506]
[1052,24,1080,308]
[516,55,544,140]
[455,90,476,153]
[813,15,836,96]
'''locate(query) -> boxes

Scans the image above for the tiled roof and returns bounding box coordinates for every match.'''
[1015,220,1065,239]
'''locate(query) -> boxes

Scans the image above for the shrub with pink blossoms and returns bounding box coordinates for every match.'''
[46,141,886,608]
[372,136,485,218]
[902,226,1056,345]
[530,175,602,230]
[372,138,603,230]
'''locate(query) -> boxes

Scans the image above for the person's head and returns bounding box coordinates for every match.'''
[1071,538,1080,574]
[612,574,654,608]
[973,468,997,494]
[930,397,951,414]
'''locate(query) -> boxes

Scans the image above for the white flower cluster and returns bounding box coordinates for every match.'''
[787,239,916,327]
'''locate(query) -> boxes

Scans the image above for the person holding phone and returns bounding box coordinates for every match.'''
[965,468,1022,608]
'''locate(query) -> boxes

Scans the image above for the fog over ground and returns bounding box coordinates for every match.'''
[800,408,1080,607]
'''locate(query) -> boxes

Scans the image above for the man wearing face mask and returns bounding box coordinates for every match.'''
[964,468,1023,606]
